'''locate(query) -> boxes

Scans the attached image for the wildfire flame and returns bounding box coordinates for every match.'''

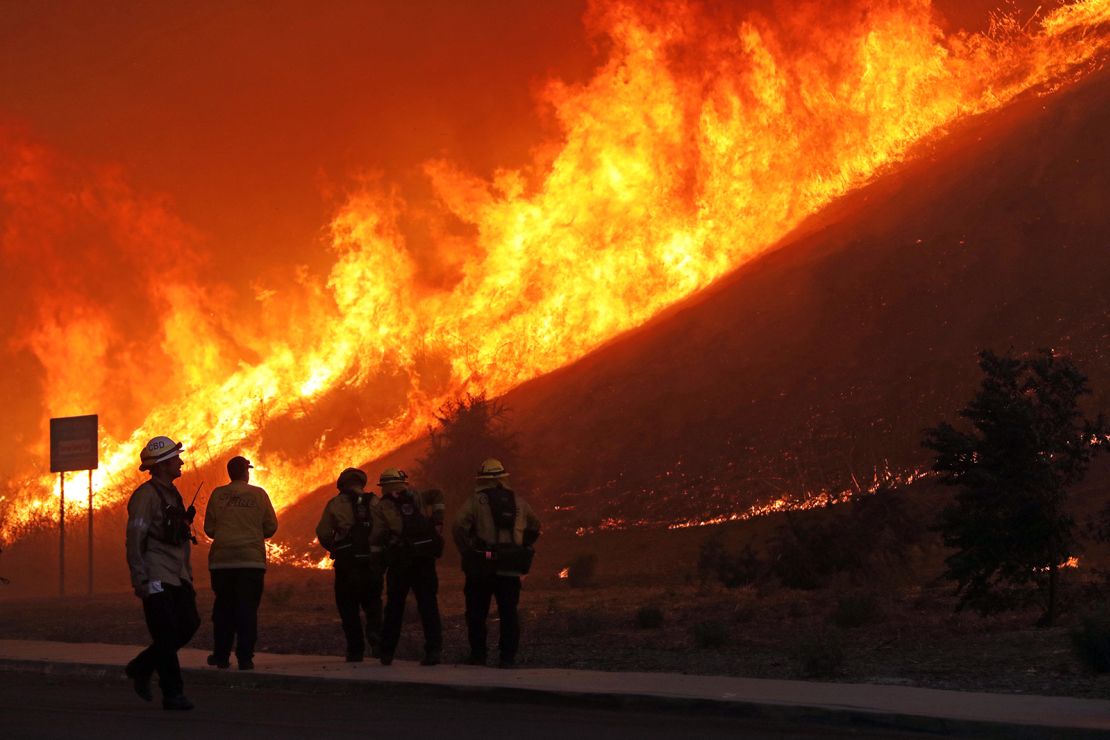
[265,540,330,571]
[4,1,1110,546]
[573,463,931,535]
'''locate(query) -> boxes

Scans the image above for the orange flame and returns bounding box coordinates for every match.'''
[4,1,1110,544]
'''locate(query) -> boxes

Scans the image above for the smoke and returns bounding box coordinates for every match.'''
[0,126,224,470]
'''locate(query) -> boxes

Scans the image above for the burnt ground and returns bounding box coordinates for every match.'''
[3,508,1110,701]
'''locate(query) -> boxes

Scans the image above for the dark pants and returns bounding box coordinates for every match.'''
[465,574,522,659]
[210,568,265,661]
[127,582,200,697]
[380,558,441,656]
[334,565,383,656]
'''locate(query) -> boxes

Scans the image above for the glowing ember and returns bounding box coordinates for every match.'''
[4,1,1110,544]
[575,464,931,535]
[1038,556,1082,572]
[558,567,570,580]
[265,540,331,570]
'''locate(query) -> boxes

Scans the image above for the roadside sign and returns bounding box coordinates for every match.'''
[50,414,98,472]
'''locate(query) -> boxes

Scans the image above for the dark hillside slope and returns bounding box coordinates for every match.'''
[502,68,1110,531]
[265,69,1110,548]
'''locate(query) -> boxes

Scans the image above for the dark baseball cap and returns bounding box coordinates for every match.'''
[227,455,254,479]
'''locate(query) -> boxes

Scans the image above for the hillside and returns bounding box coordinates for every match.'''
[268,66,1110,547]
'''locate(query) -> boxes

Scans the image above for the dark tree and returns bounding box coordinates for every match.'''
[924,349,1105,626]
[416,393,519,505]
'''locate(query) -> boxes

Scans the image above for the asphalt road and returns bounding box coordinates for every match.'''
[0,671,937,739]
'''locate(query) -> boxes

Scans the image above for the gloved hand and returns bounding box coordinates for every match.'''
[135,580,164,599]
[186,505,197,523]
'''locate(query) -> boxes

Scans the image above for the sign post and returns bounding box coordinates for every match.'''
[59,473,64,596]
[88,469,93,595]
[49,415,98,597]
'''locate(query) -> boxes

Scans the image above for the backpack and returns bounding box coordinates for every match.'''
[484,486,533,575]
[390,489,443,563]
[332,493,373,567]
[150,481,193,547]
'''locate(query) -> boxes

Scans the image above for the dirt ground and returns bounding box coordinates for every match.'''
[4,480,1110,699]
[2,562,1108,700]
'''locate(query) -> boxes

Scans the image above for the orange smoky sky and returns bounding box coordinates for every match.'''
[0,0,595,274]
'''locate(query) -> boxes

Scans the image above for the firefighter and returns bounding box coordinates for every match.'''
[124,436,201,710]
[373,468,445,666]
[453,459,541,669]
[203,455,278,670]
[316,467,383,661]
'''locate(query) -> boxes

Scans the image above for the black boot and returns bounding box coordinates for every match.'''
[420,649,441,666]
[207,654,230,669]
[124,662,152,702]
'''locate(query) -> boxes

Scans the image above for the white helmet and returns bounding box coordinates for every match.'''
[139,436,183,471]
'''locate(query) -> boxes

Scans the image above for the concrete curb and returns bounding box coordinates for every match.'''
[0,655,1105,739]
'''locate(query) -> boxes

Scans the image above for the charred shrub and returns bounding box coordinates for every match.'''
[691,619,729,649]
[566,608,604,637]
[733,602,757,624]
[417,393,520,507]
[567,553,598,588]
[793,632,845,678]
[635,606,665,629]
[832,591,883,629]
[771,487,921,589]
[1070,608,1110,673]
[698,533,762,588]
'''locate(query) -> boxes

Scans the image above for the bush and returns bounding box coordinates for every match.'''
[566,609,604,637]
[265,581,296,607]
[635,606,665,629]
[698,533,761,587]
[770,487,921,590]
[1070,609,1110,673]
[793,633,845,678]
[416,392,520,506]
[733,602,756,624]
[567,553,598,588]
[832,591,883,629]
[691,620,729,649]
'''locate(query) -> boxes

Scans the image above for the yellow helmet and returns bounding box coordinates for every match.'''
[139,436,183,471]
[377,468,408,486]
[476,458,508,479]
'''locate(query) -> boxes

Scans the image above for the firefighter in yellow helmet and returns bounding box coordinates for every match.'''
[124,436,200,710]
[316,467,383,661]
[372,468,445,666]
[453,458,541,668]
